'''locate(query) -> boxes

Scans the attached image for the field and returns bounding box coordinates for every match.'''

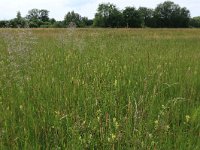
[0,28,200,149]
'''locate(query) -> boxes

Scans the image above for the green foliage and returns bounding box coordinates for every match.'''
[0,20,9,28]
[64,11,90,28]
[138,7,155,27]
[52,21,65,28]
[94,3,123,27]
[0,1,198,28]
[81,17,93,27]
[0,28,200,149]
[49,18,56,25]
[39,9,50,22]
[4,11,27,28]
[64,11,78,27]
[26,9,40,21]
[93,1,191,28]
[26,9,51,28]
[154,1,190,27]
[123,7,142,27]
[190,17,200,27]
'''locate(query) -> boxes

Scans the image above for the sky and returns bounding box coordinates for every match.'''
[0,0,199,20]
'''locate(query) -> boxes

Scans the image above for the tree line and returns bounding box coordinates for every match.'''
[0,1,200,28]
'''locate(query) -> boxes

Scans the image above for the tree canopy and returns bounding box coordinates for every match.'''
[138,7,155,27]
[0,1,198,28]
[154,1,190,27]
[94,3,123,27]
[123,7,141,28]
[190,17,200,27]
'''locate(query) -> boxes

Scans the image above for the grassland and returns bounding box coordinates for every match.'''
[0,28,200,149]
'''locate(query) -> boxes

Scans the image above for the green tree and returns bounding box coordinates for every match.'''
[9,11,27,28]
[190,17,200,27]
[64,11,90,27]
[154,1,190,27]
[52,21,65,28]
[26,9,41,27]
[138,7,155,27]
[64,11,82,27]
[26,9,50,27]
[123,7,142,28]
[94,3,123,27]
[39,9,49,22]
[80,17,93,27]
[49,18,56,25]
[0,20,9,28]
[27,9,40,21]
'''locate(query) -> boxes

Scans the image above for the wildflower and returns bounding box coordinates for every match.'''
[154,120,158,125]
[128,80,131,85]
[82,121,86,125]
[165,125,170,131]
[157,64,162,69]
[113,118,119,129]
[89,134,92,139]
[19,105,23,110]
[97,116,100,121]
[115,122,119,129]
[154,120,159,129]
[111,133,116,140]
[108,137,111,142]
[185,115,190,123]
[96,109,101,115]
[114,79,118,87]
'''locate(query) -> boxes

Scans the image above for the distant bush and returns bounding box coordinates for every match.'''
[190,17,200,27]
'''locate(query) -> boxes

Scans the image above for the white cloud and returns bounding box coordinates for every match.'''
[0,0,199,20]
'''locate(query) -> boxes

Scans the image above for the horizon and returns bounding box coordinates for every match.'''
[0,0,199,21]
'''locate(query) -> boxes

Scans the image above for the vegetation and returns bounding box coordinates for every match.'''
[190,17,200,27]
[64,11,93,27]
[0,28,200,149]
[93,3,123,27]
[0,1,199,28]
[153,1,190,28]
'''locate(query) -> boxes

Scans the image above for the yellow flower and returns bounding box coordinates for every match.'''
[185,115,190,123]
[115,122,119,129]
[114,80,118,87]
[108,137,111,142]
[149,134,153,138]
[19,105,23,110]
[97,116,100,121]
[113,118,119,129]
[154,120,158,124]
[154,120,159,129]
[165,125,170,131]
[111,133,116,140]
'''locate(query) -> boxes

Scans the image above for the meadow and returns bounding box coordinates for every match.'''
[0,28,200,149]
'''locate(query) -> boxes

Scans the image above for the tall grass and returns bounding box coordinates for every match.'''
[0,28,200,149]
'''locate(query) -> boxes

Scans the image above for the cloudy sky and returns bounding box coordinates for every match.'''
[0,0,199,20]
